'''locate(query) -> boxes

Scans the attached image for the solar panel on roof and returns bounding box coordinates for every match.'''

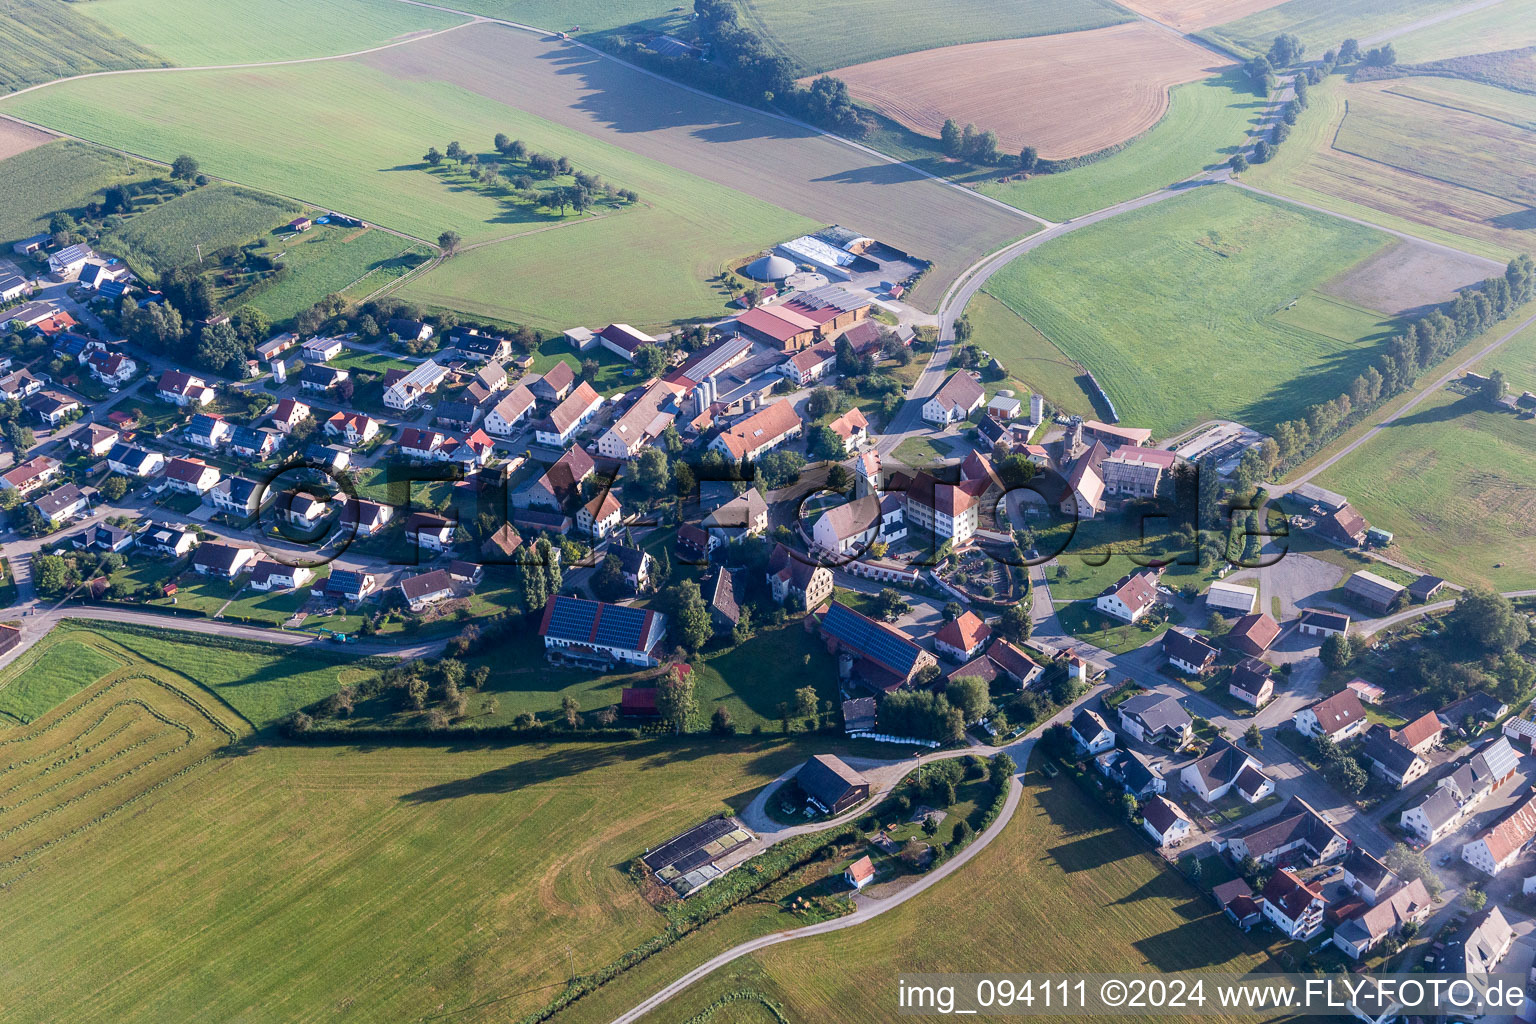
[823,602,921,676]
[546,597,599,643]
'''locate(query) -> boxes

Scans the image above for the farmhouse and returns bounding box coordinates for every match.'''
[1442,906,1514,974]
[435,400,482,431]
[484,384,537,437]
[709,400,802,462]
[766,543,833,610]
[529,362,576,404]
[948,640,1042,692]
[1059,442,1108,519]
[1344,570,1405,613]
[1071,708,1115,755]
[538,595,668,668]
[1294,690,1367,743]
[1163,629,1217,676]
[1298,609,1349,638]
[400,569,457,611]
[811,493,880,556]
[1227,658,1274,708]
[1260,870,1325,940]
[1392,711,1444,755]
[1225,796,1347,867]
[1462,794,1536,876]
[934,611,990,663]
[513,446,594,513]
[796,755,870,814]
[576,490,623,539]
[922,370,985,424]
[1095,569,1159,624]
[157,370,213,407]
[1205,580,1258,615]
[1099,446,1176,498]
[1316,505,1369,548]
[816,599,937,692]
[535,381,604,447]
[780,342,837,386]
[1142,796,1192,849]
[597,381,677,459]
[1117,693,1191,748]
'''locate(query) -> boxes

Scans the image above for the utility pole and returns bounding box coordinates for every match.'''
[195,243,203,266]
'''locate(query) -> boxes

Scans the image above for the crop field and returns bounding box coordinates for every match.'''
[827,23,1227,160]
[441,0,674,34]
[1334,82,1536,207]
[73,0,469,66]
[981,185,1391,438]
[1203,0,1474,58]
[1386,77,1536,131]
[734,0,1131,75]
[621,765,1273,1024]
[1390,0,1536,61]
[1241,77,1533,260]
[1314,387,1536,590]
[964,292,1099,418]
[0,721,861,1024]
[103,184,300,277]
[0,0,165,94]
[0,627,246,885]
[0,139,160,247]
[974,70,1263,223]
[1319,238,1499,315]
[0,119,52,161]
[227,227,429,324]
[1114,0,1292,32]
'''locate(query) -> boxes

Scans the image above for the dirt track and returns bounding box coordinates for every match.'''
[355,21,1036,310]
[828,23,1229,159]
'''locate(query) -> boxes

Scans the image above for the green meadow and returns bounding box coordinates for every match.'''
[0,0,164,94]
[1203,0,1474,58]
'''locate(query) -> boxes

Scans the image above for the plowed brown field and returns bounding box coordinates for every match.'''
[1114,0,1291,32]
[0,118,53,160]
[825,23,1230,160]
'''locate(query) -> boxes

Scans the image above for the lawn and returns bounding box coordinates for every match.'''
[527,340,651,395]
[0,718,870,1024]
[1053,602,1174,654]
[891,435,960,467]
[0,140,160,246]
[973,69,1265,223]
[222,226,428,325]
[980,184,1392,437]
[964,291,1100,418]
[0,639,121,725]
[0,0,164,94]
[611,761,1274,1024]
[102,183,300,277]
[1202,0,1475,58]
[73,0,469,66]
[1035,515,1207,603]
[1314,386,1536,591]
[731,0,1131,74]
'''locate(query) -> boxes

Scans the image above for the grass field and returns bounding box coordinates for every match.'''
[971,70,1264,223]
[103,183,300,276]
[0,0,165,94]
[0,640,121,725]
[1240,76,1530,260]
[733,0,1131,74]
[1390,0,1536,61]
[615,762,1273,1024]
[74,0,469,66]
[1478,317,1536,395]
[1333,83,1536,207]
[1115,0,1293,32]
[1314,386,1536,590]
[1202,0,1474,58]
[0,140,160,247]
[227,227,429,324]
[445,0,674,34]
[964,292,1100,418]
[980,185,1392,437]
[0,717,870,1024]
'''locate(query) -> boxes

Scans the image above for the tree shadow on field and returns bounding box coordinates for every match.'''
[1382,389,1487,429]
[1115,873,1206,920]
[812,163,927,186]
[1133,916,1253,971]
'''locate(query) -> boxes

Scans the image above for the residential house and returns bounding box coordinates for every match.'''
[0,455,61,494]
[1462,793,1536,876]
[702,487,770,540]
[48,243,97,276]
[796,754,870,814]
[1226,612,1280,656]
[1142,795,1193,848]
[451,329,511,363]
[269,397,312,433]
[766,542,833,610]
[1260,870,1326,940]
[191,542,258,578]
[381,359,448,411]
[304,442,351,472]
[484,384,536,437]
[1448,692,1509,733]
[934,611,991,663]
[298,363,348,394]
[1228,659,1275,708]
[1096,570,1160,624]
[325,411,379,446]
[1071,708,1116,755]
[0,368,45,402]
[1332,877,1432,960]
[922,370,985,424]
[26,390,79,426]
[576,489,623,539]
[596,381,676,460]
[156,370,213,407]
[280,490,331,529]
[538,595,669,668]
[400,568,457,611]
[248,560,314,592]
[387,317,432,342]
[1097,748,1166,799]
[1343,570,1405,614]
[780,342,836,386]
[1118,694,1193,747]
[227,425,279,459]
[810,493,880,556]
[534,381,604,447]
[1213,879,1263,930]
[816,599,937,693]
[827,407,868,452]
[435,400,482,431]
[86,351,136,386]
[1392,711,1444,755]
[1294,690,1368,743]
[325,569,378,603]
[1342,848,1399,906]
[1180,738,1264,803]
[74,522,133,552]
[105,443,163,478]
[404,511,456,553]
[1400,737,1520,844]
[1442,906,1514,973]
[676,522,718,564]
[1298,609,1350,638]
[611,545,652,592]
[184,413,231,450]
[512,445,594,513]
[397,427,446,461]
[1163,629,1218,676]
[528,362,575,404]
[162,457,221,495]
[208,476,263,517]
[1224,796,1349,867]
[709,400,802,462]
[344,498,393,537]
[32,483,89,523]
[73,423,119,457]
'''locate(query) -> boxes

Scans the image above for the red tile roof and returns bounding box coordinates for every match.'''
[936,611,990,653]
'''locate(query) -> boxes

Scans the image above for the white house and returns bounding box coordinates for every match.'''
[922,370,984,425]
[1179,739,1260,803]
[1462,794,1536,876]
[1095,570,1159,624]
[1293,690,1368,743]
[1260,869,1326,939]
[161,457,221,495]
[484,384,537,437]
[1071,708,1115,755]
[534,381,604,447]
[248,560,315,592]
[157,370,213,407]
[1141,796,1192,848]
[810,494,880,556]
[383,359,448,411]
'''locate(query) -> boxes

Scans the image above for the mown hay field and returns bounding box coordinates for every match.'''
[618,764,1276,1024]
[1479,313,1536,394]
[1203,0,1473,58]
[74,0,469,66]
[981,185,1392,438]
[975,69,1264,223]
[963,292,1099,418]
[1314,385,1536,590]
[1241,76,1533,260]
[1390,0,1536,62]
[827,23,1228,160]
